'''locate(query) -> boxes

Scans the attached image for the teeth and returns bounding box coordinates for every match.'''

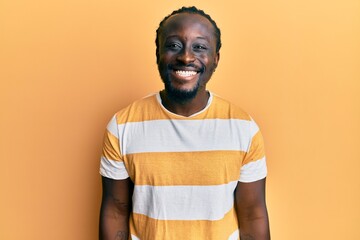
[175,70,197,77]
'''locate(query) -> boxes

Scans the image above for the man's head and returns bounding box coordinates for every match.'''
[156,6,222,63]
[156,6,221,102]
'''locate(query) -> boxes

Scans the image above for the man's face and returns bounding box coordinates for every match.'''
[157,13,219,101]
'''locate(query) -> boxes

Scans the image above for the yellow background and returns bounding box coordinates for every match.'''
[1,0,359,239]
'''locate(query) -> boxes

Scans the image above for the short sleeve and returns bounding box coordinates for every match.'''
[239,119,267,183]
[99,115,129,180]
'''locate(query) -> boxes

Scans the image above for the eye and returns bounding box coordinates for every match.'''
[165,42,182,50]
[193,44,208,51]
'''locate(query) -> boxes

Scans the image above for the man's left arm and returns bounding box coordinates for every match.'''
[235,178,270,240]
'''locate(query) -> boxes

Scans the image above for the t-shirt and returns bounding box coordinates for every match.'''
[100,92,267,240]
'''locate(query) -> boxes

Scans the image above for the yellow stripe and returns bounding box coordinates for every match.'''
[210,95,251,120]
[130,207,239,240]
[101,129,122,161]
[115,94,252,124]
[124,151,245,186]
[243,131,265,165]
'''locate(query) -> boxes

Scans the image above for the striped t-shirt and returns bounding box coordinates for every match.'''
[100,92,267,240]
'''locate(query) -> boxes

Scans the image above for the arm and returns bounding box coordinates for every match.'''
[99,176,133,240]
[235,178,270,240]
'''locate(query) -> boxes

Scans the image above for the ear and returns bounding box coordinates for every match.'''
[214,52,220,68]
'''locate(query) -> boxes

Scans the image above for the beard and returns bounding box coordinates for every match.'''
[159,62,205,103]
[162,76,201,103]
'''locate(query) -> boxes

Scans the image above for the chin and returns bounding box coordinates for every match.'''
[164,80,200,102]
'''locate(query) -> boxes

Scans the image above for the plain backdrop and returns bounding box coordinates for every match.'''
[1,0,359,239]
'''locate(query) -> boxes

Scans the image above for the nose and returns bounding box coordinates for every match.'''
[176,48,195,64]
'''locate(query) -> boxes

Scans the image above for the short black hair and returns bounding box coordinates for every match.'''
[155,6,222,63]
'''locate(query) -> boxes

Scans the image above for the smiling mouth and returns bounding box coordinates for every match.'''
[174,70,198,77]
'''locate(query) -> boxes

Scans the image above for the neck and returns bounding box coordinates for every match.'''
[160,89,210,117]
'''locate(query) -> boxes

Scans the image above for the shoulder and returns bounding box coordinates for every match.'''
[113,93,160,124]
[210,93,252,121]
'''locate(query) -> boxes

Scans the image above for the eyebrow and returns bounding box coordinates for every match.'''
[196,36,209,41]
[165,35,210,42]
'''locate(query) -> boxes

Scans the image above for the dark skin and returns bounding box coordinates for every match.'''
[236,179,270,240]
[99,13,270,240]
[99,177,133,240]
[157,13,219,116]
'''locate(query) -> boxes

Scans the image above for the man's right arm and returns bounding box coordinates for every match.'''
[99,176,133,240]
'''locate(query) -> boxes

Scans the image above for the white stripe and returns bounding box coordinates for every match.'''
[239,157,267,183]
[118,119,253,155]
[100,156,129,180]
[228,229,239,240]
[249,118,260,138]
[107,115,119,138]
[131,234,140,240]
[132,181,238,221]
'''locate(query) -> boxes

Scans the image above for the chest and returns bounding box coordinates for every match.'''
[120,119,249,185]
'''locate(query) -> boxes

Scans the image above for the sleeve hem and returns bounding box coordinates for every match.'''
[99,168,129,180]
[238,172,267,183]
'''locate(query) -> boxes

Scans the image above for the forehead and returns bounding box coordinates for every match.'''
[160,13,216,39]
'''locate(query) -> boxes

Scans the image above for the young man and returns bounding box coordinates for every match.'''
[99,6,270,240]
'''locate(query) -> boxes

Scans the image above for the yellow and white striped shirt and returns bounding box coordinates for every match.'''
[100,92,267,240]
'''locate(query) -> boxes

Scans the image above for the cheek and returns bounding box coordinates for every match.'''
[158,55,169,67]
[159,53,174,66]
[203,58,217,71]
[198,52,216,66]
[195,54,209,66]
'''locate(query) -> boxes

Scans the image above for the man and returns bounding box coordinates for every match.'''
[99,6,270,240]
